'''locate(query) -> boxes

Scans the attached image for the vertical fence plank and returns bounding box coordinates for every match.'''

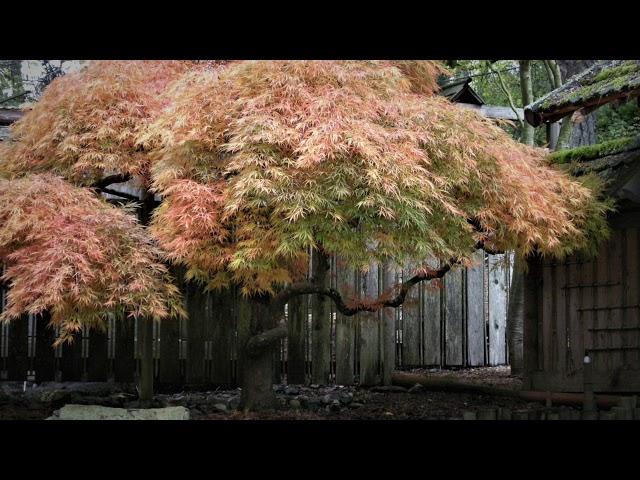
[186,282,208,384]
[335,258,355,385]
[523,254,542,389]
[272,304,284,386]
[445,268,464,366]
[87,330,108,381]
[609,230,624,371]
[60,332,83,381]
[488,254,507,366]
[114,319,135,383]
[34,312,56,382]
[555,258,567,376]
[210,289,234,386]
[423,259,442,366]
[287,294,307,384]
[235,293,251,387]
[7,316,28,381]
[359,263,380,386]
[311,250,331,385]
[402,264,422,366]
[159,317,181,385]
[566,256,582,375]
[466,251,486,366]
[381,262,396,385]
[625,228,639,369]
[595,238,610,375]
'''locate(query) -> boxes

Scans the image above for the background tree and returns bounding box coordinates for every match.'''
[1,60,611,411]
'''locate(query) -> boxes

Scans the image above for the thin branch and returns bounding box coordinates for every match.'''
[272,238,499,317]
[488,61,524,130]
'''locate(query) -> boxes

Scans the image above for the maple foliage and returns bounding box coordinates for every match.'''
[144,60,610,295]
[0,60,192,186]
[0,59,612,334]
[0,174,185,344]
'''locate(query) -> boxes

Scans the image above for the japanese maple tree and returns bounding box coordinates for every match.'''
[0,60,610,410]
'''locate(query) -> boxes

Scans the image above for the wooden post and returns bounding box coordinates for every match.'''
[311,248,330,385]
[34,312,56,382]
[583,352,595,412]
[287,294,307,384]
[87,329,108,381]
[114,319,135,383]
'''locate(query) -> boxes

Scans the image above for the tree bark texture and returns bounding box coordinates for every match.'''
[557,60,598,147]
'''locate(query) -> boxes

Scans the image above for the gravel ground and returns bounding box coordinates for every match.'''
[0,367,588,420]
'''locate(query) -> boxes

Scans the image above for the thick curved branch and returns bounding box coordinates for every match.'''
[246,326,287,357]
[91,174,131,190]
[273,259,454,317]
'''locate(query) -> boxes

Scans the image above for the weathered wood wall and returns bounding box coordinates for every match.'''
[0,252,510,387]
[525,217,640,392]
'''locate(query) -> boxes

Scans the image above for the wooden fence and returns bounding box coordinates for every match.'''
[0,252,512,387]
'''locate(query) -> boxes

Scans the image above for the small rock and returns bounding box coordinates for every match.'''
[462,411,477,420]
[309,384,320,389]
[350,402,364,409]
[284,386,300,396]
[408,384,424,394]
[228,396,240,410]
[370,386,407,393]
[330,400,341,412]
[213,403,228,413]
[322,394,333,404]
[289,399,301,410]
[339,392,353,405]
[47,404,190,420]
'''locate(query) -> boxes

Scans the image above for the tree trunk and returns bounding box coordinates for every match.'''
[519,60,535,146]
[557,60,598,147]
[241,342,276,411]
[239,299,278,411]
[506,256,524,376]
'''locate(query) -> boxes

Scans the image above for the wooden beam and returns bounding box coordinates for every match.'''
[456,103,524,121]
[0,108,24,126]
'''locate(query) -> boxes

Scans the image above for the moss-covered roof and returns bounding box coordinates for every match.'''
[549,135,640,199]
[437,76,485,105]
[525,60,640,127]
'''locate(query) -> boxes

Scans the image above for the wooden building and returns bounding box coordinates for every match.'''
[438,75,525,121]
[523,60,640,393]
